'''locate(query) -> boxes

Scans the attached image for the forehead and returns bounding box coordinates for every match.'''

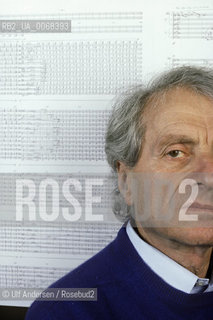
[144,88,213,136]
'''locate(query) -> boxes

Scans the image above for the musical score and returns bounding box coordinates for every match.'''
[0,2,213,307]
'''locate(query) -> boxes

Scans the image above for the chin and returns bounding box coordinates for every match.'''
[169,227,213,247]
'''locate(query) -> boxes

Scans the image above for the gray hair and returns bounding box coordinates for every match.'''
[105,65,213,222]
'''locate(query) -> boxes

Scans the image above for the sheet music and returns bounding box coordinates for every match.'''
[0,0,213,307]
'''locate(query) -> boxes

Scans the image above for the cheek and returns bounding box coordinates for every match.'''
[131,174,192,227]
[131,175,179,225]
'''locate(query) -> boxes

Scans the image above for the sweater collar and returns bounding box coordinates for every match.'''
[112,223,213,306]
[126,220,202,293]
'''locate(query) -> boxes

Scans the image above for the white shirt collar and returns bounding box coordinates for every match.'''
[126,220,212,293]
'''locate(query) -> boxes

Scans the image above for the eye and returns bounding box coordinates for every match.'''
[166,150,185,158]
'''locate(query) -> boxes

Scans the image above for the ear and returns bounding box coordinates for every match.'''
[116,161,133,206]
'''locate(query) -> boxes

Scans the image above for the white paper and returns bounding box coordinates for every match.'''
[0,0,212,307]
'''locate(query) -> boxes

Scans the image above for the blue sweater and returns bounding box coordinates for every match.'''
[26,225,213,320]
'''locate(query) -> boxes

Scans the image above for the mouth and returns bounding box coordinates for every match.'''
[189,202,213,211]
[183,202,213,223]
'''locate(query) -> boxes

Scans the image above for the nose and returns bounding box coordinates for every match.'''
[194,153,213,188]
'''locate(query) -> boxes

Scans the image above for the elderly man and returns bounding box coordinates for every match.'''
[26,66,213,319]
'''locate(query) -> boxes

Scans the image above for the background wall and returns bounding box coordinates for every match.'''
[0,0,212,318]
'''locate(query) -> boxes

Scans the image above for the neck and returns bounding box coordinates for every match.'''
[135,223,213,278]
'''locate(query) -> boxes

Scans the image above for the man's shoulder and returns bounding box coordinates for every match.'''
[52,227,125,289]
[25,225,128,320]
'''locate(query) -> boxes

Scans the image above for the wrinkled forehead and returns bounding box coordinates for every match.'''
[143,87,213,135]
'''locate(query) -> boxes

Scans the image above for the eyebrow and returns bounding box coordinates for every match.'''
[154,134,198,151]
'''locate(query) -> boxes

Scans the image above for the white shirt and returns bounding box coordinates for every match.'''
[126,220,213,294]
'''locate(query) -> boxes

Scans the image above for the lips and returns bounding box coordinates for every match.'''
[189,202,213,211]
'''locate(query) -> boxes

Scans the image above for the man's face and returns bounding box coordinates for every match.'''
[126,87,213,246]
